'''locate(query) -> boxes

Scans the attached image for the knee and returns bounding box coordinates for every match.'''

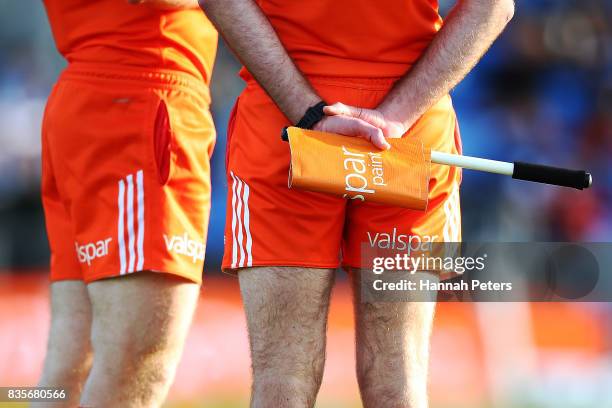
[249,338,327,399]
[356,350,428,408]
[40,346,93,389]
[358,375,406,408]
[86,340,179,407]
[42,325,93,382]
[36,351,92,408]
[93,331,181,382]
[43,357,92,386]
[82,333,181,407]
[90,301,188,379]
[357,369,427,408]
[249,340,326,408]
[252,374,318,408]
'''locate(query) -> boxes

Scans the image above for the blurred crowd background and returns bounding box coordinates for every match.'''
[0,1,611,407]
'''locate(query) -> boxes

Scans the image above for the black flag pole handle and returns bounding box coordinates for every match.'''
[511,161,592,190]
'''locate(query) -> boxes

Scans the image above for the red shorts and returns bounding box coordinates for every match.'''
[42,63,215,283]
[222,77,462,272]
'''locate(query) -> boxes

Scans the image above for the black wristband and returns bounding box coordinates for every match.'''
[296,101,327,129]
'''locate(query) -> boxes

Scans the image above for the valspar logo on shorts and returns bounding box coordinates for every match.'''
[164,233,205,263]
[367,229,438,253]
[286,127,431,210]
[75,238,112,266]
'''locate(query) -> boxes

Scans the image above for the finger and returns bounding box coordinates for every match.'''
[349,118,389,150]
[324,103,360,118]
[326,104,390,132]
[364,125,390,150]
[325,116,390,150]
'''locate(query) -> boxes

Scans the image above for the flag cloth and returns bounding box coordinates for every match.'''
[286,127,431,210]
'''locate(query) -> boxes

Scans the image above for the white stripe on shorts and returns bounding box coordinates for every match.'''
[117,171,144,275]
[230,172,239,268]
[237,175,253,267]
[126,174,136,273]
[230,172,254,268]
[117,179,127,274]
[235,176,246,267]
[136,170,145,271]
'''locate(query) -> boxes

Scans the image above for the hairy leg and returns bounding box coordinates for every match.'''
[239,267,335,408]
[352,270,437,408]
[80,272,200,408]
[37,281,93,407]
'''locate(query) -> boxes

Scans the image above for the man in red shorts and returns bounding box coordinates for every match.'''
[201,0,514,407]
[37,0,217,406]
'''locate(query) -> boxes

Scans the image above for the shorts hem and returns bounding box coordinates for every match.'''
[50,266,203,285]
[222,260,341,275]
[49,275,82,283]
[86,268,202,284]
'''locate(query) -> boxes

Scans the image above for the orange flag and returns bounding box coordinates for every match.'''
[286,127,431,210]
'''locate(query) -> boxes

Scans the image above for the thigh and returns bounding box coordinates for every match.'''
[352,270,437,358]
[351,270,437,406]
[238,267,334,374]
[46,280,92,347]
[37,281,92,407]
[43,280,92,365]
[82,272,199,406]
[87,272,199,354]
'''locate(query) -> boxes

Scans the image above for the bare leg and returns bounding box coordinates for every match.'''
[352,270,437,408]
[37,281,93,407]
[239,267,335,408]
[80,272,200,408]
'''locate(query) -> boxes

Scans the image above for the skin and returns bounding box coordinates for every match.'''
[37,273,199,408]
[237,267,438,408]
[80,272,200,408]
[352,271,438,408]
[238,267,335,408]
[36,281,93,408]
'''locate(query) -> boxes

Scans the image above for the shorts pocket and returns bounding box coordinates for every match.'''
[153,99,173,185]
[225,97,240,172]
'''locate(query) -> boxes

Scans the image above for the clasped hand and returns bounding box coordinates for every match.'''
[312,102,407,150]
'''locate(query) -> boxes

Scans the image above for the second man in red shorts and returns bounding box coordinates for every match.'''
[38,0,217,406]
